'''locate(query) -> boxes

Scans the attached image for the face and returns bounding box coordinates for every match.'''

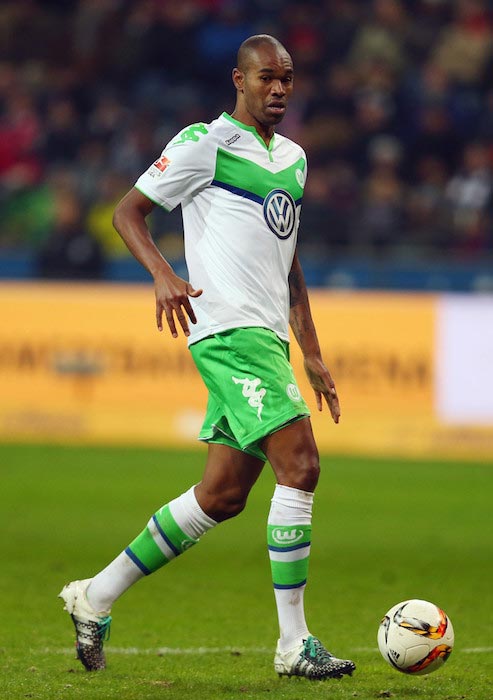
[233,44,294,130]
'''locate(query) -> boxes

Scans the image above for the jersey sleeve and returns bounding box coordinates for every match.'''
[134,123,216,211]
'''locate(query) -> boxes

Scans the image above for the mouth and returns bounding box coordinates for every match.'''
[267,102,286,116]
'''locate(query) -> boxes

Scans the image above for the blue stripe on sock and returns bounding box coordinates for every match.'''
[273,579,307,590]
[125,547,151,576]
[152,514,180,557]
[268,541,311,553]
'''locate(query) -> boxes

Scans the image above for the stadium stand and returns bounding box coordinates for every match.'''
[0,0,492,289]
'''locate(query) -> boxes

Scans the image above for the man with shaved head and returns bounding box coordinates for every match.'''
[59,35,355,682]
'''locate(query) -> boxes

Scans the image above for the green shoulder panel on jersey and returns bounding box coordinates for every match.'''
[213,149,306,203]
[172,122,209,145]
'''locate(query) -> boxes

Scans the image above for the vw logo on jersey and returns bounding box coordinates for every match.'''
[263,188,297,240]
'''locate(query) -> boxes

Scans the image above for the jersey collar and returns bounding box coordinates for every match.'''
[221,112,275,153]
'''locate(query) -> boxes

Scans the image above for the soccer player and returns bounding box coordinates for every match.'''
[59,34,356,681]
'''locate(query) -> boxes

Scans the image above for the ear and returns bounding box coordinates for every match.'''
[232,67,244,91]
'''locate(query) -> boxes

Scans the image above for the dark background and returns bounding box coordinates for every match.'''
[1,0,492,290]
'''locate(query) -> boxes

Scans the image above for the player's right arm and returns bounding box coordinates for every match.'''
[112,188,202,338]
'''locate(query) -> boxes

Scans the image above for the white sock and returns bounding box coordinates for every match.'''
[87,551,143,613]
[268,484,314,652]
[87,485,216,612]
[168,485,217,539]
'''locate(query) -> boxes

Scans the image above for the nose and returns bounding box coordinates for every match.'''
[271,80,286,96]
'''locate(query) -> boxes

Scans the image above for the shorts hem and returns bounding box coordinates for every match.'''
[199,422,235,443]
[241,410,310,449]
[198,425,265,460]
[198,410,310,459]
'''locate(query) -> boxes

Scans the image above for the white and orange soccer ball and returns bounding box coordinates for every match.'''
[377,599,454,675]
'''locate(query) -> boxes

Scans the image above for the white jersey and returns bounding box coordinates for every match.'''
[135,112,307,345]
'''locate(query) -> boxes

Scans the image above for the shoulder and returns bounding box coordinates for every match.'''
[149,116,224,178]
[165,114,236,154]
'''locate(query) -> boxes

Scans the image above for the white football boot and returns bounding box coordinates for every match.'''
[274,635,355,680]
[59,579,112,671]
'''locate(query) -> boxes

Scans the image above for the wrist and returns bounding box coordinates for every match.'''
[303,351,323,364]
[151,260,174,282]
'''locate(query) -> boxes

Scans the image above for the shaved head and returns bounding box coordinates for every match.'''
[231,34,294,140]
[237,35,290,73]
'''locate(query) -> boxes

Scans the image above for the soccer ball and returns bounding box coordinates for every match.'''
[377,599,454,675]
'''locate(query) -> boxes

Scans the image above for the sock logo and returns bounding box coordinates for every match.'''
[271,527,305,545]
[181,539,196,552]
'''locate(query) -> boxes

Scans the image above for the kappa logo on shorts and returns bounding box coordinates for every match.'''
[232,376,266,421]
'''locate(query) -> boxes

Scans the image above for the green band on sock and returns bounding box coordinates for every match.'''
[127,526,170,573]
[155,504,198,554]
[270,556,309,587]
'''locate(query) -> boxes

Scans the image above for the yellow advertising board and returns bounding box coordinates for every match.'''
[1,283,492,459]
[0,283,208,445]
[290,291,436,457]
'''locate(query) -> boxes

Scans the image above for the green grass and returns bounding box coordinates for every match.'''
[1,444,491,700]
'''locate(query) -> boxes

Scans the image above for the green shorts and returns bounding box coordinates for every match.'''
[189,327,310,461]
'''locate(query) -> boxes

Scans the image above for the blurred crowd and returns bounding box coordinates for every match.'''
[0,0,492,279]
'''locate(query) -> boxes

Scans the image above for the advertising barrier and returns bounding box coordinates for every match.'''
[1,283,492,460]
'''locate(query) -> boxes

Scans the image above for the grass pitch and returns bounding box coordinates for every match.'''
[1,444,491,700]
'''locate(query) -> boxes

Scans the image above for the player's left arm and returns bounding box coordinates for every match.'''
[288,250,340,423]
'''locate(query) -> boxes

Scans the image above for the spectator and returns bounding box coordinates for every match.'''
[432,0,492,86]
[0,0,491,272]
[0,86,42,193]
[404,155,449,252]
[36,187,105,279]
[354,134,406,252]
[409,102,464,173]
[41,97,81,164]
[0,180,54,250]
[86,171,133,258]
[299,162,358,256]
[348,0,411,79]
[445,141,493,254]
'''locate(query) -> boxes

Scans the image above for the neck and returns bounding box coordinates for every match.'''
[230,109,274,146]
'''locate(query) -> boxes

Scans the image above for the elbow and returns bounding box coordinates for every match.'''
[112,200,124,233]
[113,189,154,233]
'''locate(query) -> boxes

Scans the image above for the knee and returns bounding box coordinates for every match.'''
[292,451,320,491]
[278,445,320,492]
[216,487,248,521]
[195,484,248,522]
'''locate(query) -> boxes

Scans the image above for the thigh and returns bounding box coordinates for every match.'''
[195,442,265,516]
[261,416,320,492]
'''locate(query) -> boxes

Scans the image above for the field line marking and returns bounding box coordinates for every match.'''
[46,646,271,656]
[44,645,493,656]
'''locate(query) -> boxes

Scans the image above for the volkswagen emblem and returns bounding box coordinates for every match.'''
[263,189,297,240]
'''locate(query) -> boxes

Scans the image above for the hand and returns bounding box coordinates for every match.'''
[154,271,203,338]
[303,356,341,424]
